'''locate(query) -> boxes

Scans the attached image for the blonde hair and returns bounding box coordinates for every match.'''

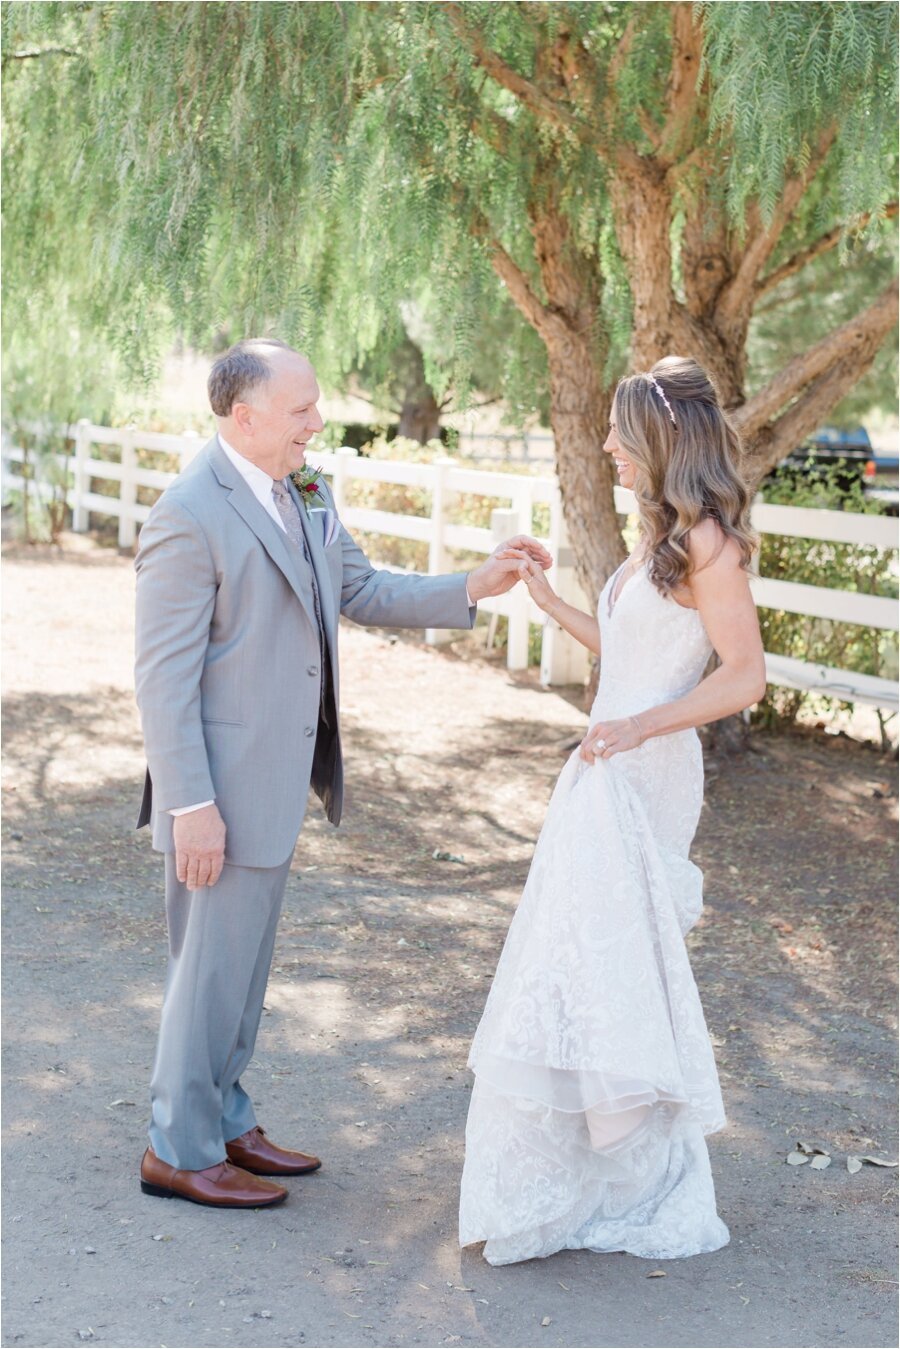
[614,355,757,596]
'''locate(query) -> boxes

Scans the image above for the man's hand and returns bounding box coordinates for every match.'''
[173,804,227,891]
[467,536,553,602]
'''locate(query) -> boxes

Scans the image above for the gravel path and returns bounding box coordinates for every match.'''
[2,535,897,1349]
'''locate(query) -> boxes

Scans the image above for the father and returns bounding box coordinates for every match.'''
[134,338,550,1208]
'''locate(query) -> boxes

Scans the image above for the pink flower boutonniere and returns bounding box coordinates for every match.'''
[289,464,325,513]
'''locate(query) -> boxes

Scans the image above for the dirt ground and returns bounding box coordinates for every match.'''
[2,533,897,1349]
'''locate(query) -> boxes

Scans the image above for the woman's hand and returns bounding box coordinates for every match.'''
[580,716,645,762]
[467,536,552,602]
[508,553,559,615]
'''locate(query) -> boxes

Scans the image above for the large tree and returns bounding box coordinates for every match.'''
[4,1,897,595]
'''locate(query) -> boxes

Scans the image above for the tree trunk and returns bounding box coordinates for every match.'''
[544,334,624,602]
[493,181,627,602]
[392,337,443,444]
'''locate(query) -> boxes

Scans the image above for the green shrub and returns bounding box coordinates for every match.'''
[342,435,551,579]
[754,462,898,733]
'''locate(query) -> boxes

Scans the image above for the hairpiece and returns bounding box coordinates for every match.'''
[647,373,677,426]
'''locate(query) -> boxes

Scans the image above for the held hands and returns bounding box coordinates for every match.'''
[580,716,646,762]
[511,553,560,615]
[173,803,227,890]
[466,535,553,602]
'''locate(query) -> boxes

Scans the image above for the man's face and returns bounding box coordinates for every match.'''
[241,352,324,479]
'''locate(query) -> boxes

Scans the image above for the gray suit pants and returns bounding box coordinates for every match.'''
[148,852,292,1171]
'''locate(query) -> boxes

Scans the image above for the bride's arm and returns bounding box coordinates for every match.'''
[635,523,766,741]
[511,554,601,656]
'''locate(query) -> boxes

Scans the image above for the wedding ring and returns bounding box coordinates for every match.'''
[594,739,607,753]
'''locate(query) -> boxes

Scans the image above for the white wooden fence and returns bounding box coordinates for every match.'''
[3,420,898,709]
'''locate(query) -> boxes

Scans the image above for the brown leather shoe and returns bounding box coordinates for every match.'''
[140,1146,287,1208]
[225,1125,322,1176]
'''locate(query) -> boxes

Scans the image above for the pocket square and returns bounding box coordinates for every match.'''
[311,506,339,548]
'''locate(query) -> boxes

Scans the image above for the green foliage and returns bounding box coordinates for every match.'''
[2,0,896,458]
[700,1,898,227]
[755,464,898,728]
[747,217,899,421]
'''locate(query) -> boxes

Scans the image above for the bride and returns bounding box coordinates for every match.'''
[459,355,767,1267]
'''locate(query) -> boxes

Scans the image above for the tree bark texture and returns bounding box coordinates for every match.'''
[458,0,896,626]
[486,183,626,602]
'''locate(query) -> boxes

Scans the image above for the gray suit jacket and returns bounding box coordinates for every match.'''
[134,437,474,867]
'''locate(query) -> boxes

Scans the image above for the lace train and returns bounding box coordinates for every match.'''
[459,550,732,1265]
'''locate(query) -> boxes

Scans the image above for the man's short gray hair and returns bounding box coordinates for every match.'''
[207,338,294,417]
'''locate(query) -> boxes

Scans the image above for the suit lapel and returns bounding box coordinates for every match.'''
[287,474,338,659]
[207,440,317,625]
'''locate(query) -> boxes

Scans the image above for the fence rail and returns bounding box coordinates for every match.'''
[3,421,898,710]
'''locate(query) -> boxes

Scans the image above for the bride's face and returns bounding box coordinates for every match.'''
[602,410,636,489]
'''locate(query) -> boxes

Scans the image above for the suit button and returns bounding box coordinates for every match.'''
[304,726,315,737]
[307,665,319,677]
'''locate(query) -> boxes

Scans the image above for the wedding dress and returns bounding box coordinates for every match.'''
[459,559,730,1265]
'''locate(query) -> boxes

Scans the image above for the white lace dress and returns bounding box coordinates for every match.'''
[458,560,730,1266]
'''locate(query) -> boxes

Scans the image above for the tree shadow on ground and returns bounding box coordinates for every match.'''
[2,684,897,1348]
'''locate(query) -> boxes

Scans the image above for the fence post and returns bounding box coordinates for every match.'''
[426,456,456,647]
[118,426,137,550]
[72,419,91,532]
[331,445,357,516]
[499,486,534,670]
[540,492,591,686]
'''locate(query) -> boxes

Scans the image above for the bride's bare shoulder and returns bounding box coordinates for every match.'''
[685,518,742,576]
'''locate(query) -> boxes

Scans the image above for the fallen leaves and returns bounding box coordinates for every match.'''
[787,1140,832,1166]
[787,1140,898,1174]
[847,1154,898,1173]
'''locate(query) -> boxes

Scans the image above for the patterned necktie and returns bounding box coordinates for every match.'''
[271,478,306,551]
[271,479,327,695]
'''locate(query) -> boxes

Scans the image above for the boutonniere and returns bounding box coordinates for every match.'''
[289,464,325,512]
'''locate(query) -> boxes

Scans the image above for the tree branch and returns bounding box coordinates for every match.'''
[6,47,80,61]
[656,2,703,167]
[716,123,839,330]
[735,282,898,449]
[747,353,892,484]
[756,202,899,299]
[469,107,512,158]
[527,191,601,339]
[599,11,639,160]
[441,2,590,144]
[472,217,560,341]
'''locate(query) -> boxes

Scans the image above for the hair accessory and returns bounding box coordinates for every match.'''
[647,374,677,427]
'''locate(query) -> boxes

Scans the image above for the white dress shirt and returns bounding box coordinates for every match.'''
[218,433,287,532]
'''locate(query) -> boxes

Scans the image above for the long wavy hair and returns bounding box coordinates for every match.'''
[614,355,757,597]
